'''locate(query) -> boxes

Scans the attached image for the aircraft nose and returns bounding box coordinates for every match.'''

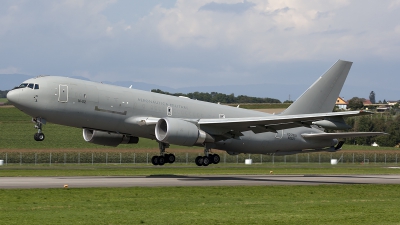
[6,90,19,105]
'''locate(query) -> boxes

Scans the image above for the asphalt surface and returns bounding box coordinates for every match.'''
[1,175,400,189]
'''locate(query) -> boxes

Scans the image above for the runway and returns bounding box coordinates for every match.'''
[1,175,400,189]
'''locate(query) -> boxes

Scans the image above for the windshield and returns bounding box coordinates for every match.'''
[13,83,39,90]
[18,83,29,88]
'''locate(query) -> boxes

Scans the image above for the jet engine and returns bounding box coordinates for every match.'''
[83,129,139,147]
[155,118,214,146]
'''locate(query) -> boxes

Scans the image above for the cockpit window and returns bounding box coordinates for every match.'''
[13,83,39,90]
[18,83,29,88]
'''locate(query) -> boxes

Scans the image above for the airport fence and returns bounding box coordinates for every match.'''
[0,152,398,166]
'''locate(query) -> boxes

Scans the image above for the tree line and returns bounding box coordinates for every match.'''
[0,90,8,98]
[151,89,281,104]
[341,113,400,147]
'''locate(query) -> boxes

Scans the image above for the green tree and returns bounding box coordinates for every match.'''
[0,90,9,98]
[347,97,364,110]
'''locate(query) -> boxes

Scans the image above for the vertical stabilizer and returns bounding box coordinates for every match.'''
[281,60,352,115]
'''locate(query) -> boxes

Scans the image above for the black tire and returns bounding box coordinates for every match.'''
[202,156,210,167]
[37,133,45,141]
[164,154,170,163]
[208,154,213,164]
[166,154,175,164]
[34,133,39,141]
[210,154,220,164]
[195,156,204,166]
[158,156,165,166]
[151,156,159,165]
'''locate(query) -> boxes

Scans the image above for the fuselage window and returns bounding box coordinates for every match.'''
[28,83,34,89]
[34,84,39,90]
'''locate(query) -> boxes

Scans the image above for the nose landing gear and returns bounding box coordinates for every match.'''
[32,118,46,141]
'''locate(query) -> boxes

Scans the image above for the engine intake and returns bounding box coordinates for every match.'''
[155,118,214,146]
[83,129,139,147]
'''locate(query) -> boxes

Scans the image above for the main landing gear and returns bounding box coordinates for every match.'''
[151,143,220,166]
[33,118,45,141]
[151,142,176,166]
[195,147,220,166]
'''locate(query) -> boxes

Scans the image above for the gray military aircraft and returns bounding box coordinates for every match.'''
[7,60,384,166]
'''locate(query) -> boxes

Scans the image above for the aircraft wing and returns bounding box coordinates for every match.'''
[301,132,386,140]
[198,110,372,136]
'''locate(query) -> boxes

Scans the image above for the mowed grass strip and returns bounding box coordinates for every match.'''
[0,185,399,225]
[1,164,400,177]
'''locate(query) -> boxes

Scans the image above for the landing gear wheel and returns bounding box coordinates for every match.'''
[208,154,214,163]
[165,154,175,164]
[37,133,45,141]
[154,142,171,166]
[195,156,204,166]
[158,156,165,166]
[151,156,159,165]
[202,156,210,166]
[209,154,220,164]
[34,133,45,141]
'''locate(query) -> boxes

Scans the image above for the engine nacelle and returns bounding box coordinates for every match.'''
[83,129,139,147]
[155,118,214,146]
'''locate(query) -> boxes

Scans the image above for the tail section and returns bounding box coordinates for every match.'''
[281,60,352,115]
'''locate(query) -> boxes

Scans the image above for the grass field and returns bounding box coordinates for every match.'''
[0,98,7,103]
[0,185,399,224]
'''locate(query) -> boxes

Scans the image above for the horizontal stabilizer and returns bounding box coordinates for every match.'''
[301,132,387,140]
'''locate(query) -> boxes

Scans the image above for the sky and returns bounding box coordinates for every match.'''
[1,0,400,101]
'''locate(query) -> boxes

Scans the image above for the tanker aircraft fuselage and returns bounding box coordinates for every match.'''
[6,60,385,166]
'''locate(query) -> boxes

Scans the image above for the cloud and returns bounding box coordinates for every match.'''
[0,0,400,101]
[150,0,400,63]
[199,1,255,14]
[395,25,400,34]
[389,0,400,9]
